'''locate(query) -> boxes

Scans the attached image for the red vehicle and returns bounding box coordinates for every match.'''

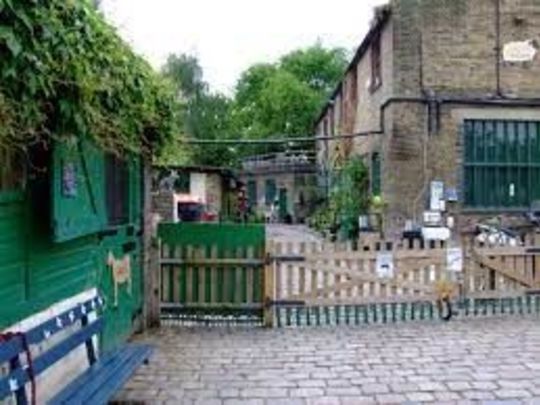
[175,195,218,223]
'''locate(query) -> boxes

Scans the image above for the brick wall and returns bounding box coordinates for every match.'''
[417,0,540,97]
[153,191,175,223]
[315,0,540,235]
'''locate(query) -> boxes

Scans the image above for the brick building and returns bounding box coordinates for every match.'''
[315,0,540,238]
[239,152,318,223]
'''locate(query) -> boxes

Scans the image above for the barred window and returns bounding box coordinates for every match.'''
[464,120,540,209]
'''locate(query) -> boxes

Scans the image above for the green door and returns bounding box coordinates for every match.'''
[279,188,288,221]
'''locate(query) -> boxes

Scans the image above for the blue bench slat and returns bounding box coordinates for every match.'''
[48,345,135,404]
[0,319,104,399]
[0,337,24,364]
[1,297,103,366]
[48,344,153,405]
[87,345,153,405]
[24,298,104,346]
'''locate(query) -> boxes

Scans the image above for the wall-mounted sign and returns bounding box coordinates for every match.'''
[446,248,463,272]
[430,181,444,211]
[62,161,77,198]
[423,211,442,226]
[503,40,537,63]
[445,187,458,202]
[376,252,394,278]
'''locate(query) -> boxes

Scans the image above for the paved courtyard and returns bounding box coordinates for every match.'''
[115,317,540,404]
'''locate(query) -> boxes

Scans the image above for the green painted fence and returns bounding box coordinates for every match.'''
[158,223,266,324]
[273,295,540,327]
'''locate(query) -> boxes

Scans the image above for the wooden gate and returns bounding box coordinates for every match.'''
[266,235,540,326]
[465,235,540,297]
[158,223,266,324]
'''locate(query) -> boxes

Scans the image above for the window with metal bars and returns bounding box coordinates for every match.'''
[463,120,540,209]
[105,154,129,225]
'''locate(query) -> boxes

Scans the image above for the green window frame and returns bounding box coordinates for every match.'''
[265,179,276,205]
[464,120,540,209]
[371,152,381,196]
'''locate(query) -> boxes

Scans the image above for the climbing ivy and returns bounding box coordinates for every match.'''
[0,0,180,155]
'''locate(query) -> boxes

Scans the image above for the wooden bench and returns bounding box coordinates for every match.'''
[0,296,153,405]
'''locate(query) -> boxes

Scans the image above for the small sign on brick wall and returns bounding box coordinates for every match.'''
[503,40,537,63]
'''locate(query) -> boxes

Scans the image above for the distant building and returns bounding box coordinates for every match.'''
[153,165,241,223]
[315,0,540,237]
[239,151,318,223]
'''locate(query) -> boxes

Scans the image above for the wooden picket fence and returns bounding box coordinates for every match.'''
[263,234,540,326]
[158,223,266,325]
[156,222,540,327]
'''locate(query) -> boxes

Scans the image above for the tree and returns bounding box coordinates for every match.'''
[232,44,348,146]
[187,93,236,166]
[281,43,348,96]
[159,45,348,166]
[162,54,206,101]
[257,70,320,136]
[161,53,235,166]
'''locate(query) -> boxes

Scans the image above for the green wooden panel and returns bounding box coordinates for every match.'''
[159,223,265,253]
[52,138,106,243]
[98,225,143,351]
[0,192,26,315]
[0,152,144,353]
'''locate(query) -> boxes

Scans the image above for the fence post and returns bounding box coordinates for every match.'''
[264,240,275,327]
[143,161,161,329]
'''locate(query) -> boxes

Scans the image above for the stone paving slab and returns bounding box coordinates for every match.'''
[114,317,540,404]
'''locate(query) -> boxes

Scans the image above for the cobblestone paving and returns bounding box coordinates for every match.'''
[115,317,540,404]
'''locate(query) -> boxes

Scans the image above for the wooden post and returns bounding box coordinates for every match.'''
[263,240,275,328]
[142,160,161,329]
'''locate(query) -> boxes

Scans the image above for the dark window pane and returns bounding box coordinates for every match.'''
[371,153,381,196]
[176,172,190,193]
[105,154,129,225]
[496,121,507,163]
[265,179,276,205]
[247,180,257,207]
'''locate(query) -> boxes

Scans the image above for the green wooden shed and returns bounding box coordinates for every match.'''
[0,138,151,350]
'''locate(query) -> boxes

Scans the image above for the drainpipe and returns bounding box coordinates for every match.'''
[495,0,503,97]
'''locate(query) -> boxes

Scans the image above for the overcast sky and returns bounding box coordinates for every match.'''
[101,0,388,95]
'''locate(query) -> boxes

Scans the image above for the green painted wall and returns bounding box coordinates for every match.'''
[0,143,144,352]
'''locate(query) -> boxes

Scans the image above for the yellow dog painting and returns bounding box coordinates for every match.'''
[107,252,132,306]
